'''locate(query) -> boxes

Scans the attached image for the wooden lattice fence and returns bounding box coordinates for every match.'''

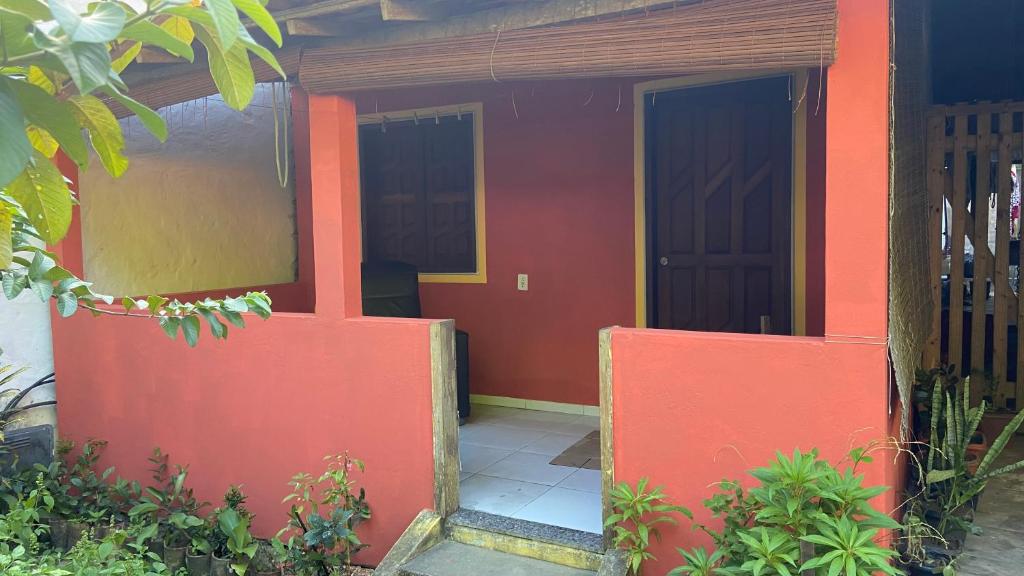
[926,101,1024,406]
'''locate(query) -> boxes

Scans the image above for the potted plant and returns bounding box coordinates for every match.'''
[250,540,281,576]
[187,517,215,576]
[36,440,75,551]
[914,373,1024,561]
[213,507,257,576]
[165,511,204,574]
[278,453,372,575]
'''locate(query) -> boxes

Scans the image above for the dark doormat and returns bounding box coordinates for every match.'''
[549,430,601,470]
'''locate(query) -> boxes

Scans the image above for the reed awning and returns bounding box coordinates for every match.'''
[299,0,837,94]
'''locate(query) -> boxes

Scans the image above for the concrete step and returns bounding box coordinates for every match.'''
[398,541,598,576]
[445,509,604,571]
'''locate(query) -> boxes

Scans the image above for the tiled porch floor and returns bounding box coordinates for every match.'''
[957,436,1024,575]
[458,404,602,533]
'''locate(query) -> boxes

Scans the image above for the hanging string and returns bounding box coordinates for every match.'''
[272,82,291,189]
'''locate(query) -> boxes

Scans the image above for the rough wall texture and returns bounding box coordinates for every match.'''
[0,294,56,429]
[890,0,931,431]
[79,83,298,296]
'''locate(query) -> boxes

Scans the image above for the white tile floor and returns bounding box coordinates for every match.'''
[458,404,602,533]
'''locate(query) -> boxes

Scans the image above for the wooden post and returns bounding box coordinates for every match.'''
[430,319,459,517]
[599,327,615,549]
[971,113,991,389]
[949,115,968,373]
[924,114,946,370]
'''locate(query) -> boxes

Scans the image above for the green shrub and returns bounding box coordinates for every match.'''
[672,448,901,576]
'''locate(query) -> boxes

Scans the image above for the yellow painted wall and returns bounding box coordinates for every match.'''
[79,84,298,297]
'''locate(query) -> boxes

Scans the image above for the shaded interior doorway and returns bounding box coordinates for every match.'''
[646,76,794,334]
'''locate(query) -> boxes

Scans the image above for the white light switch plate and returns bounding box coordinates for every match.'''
[517,274,529,291]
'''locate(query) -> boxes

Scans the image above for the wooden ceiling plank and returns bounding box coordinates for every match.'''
[343,0,695,46]
[380,0,447,21]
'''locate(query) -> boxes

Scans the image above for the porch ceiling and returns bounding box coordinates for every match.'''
[116,0,835,114]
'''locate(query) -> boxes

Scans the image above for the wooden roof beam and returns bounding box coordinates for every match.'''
[270,0,377,22]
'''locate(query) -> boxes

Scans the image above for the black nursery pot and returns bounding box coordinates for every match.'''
[48,518,68,551]
[66,520,88,549]
[185,552,212,576]
[210,555,234,576]
[148,538,165,560]
[164,544,187,574]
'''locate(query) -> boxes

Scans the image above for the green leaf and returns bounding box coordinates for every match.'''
[160,316,180,340]
[5,77,89,167]
[238,31,284,79]
[220,309,245,328]
[7,150,72,244]
[111,41,142,73]
[69,95,128,177]
[231,0,281,46]
[97,540,113,560]
[129,502,159,516]
[34,33,113,96]
[146,295,168,313]
[120,20,195,61]
[182,315,200,347]
[0,0,50,20]
[102,87,167,142]
[27,126,59,157]
[0,209,11,268]
[198,308,227,338]
[204,0,241,50]
[49,0,126,43]
[2,274,28,299]
[27,66,55,94]
[194,25,255,110]
[29,278,52,301]
[56,291,77,317]
[0,85,32,189]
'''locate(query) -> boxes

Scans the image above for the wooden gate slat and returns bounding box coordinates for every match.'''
[971,114,992,386]
[925,115,945,369]
[949,115,968,372]
[994,114,1013,397]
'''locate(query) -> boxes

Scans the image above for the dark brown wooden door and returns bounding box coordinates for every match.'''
[649,77,792,334]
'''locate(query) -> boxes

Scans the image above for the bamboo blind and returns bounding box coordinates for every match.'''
[926,101,1024,407]
[299,0,837,93]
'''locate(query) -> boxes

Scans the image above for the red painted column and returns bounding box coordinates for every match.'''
[305,94,363,318]
[51,153,84,277]
[824,0,890,340]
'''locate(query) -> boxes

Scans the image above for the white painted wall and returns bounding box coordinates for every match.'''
[0,294,56,430]
[80,83,298,296]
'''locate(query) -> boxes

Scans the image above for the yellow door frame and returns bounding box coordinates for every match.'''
[632,70,809,335]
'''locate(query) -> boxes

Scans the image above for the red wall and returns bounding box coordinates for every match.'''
[608,2,894,573]
[53,313,439,565]
[354,78,827,407]
[609,328,896,574]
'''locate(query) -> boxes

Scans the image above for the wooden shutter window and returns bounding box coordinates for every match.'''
[301,0,837,93]
[360,115,477,274]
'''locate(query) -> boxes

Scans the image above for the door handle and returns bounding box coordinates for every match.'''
[659,256,669,266]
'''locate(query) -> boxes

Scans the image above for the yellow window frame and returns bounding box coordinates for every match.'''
[357,102,487,284]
